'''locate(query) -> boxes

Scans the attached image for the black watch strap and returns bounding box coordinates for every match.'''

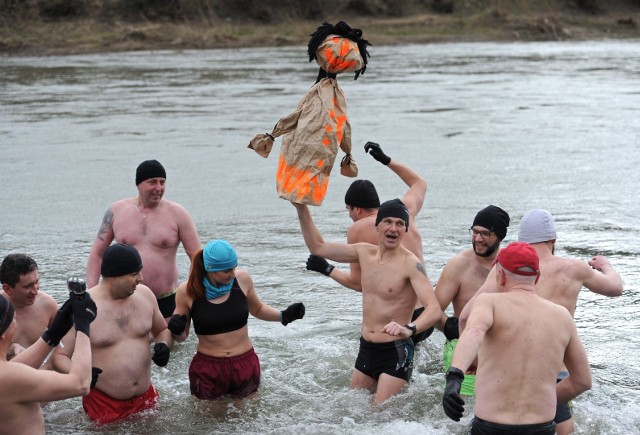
[406,323,417,337]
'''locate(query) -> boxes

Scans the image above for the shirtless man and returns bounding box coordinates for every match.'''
[305,142,431,344]
[460,209,623,434]
[54,243,173,425]
[443,242,592,434]
[459,209,623,434]
[434,205,510,395]
[86,159,201,318]
[0,291,96,435]
[293,199,442,404]
[0,253,58,360]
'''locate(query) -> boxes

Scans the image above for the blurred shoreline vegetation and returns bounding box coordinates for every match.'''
[0,0,638,56]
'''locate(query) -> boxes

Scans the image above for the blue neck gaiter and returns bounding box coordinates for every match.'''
[203,277,233,300]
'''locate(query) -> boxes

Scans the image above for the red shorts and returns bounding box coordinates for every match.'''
[82,384,158,425]
[189,348,260,400]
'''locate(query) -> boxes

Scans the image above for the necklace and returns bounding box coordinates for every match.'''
[135,202,160,218]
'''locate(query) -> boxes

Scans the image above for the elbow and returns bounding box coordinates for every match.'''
[576,379,592,396]
[79,383,91,397]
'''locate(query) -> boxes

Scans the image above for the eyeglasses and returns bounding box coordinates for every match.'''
[469,228,494,239]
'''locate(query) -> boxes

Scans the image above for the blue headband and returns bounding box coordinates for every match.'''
[203,240,238,272]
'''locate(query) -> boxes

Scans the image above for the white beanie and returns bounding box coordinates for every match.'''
[518,209,557,244]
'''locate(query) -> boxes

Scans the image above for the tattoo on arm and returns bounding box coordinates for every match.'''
[416,262,427,277]
[97,209,114,240]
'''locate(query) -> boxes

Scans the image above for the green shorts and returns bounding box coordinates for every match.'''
[443,339,476,396]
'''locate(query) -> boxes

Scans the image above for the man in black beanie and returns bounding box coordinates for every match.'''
[86,160,201,320]
[305,142,433,346]
[53,243,173,425]
[292,197,442,405]
[433,205,510,397]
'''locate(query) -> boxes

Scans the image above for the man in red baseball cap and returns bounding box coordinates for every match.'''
[442,242,592,435]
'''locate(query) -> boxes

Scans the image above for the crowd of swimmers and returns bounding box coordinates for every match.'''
[0,143,623,434]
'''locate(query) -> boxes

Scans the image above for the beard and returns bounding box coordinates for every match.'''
[473,238,501,258]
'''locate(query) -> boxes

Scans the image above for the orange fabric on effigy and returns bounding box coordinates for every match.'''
[247,21,370,206]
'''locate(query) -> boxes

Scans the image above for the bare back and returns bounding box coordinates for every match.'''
[535,255,595,317]
[473,291,574,424]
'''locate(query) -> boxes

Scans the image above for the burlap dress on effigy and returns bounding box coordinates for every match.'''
[248,22,369,206]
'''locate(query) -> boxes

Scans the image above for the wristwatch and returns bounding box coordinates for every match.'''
[406,322,417,337]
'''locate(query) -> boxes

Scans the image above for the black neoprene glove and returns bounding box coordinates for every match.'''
[71,292,97,337]
[443,367,465,421]
[42,298,73,346]
[443,316,460,341]
[306,254,334,276]
[91,367,103,389]
[152,342,171,367]
[281,302,305,326]
[364,141,391,165]
[168,314,187,336]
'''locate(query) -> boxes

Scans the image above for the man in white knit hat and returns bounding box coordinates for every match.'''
[461,208,623,435]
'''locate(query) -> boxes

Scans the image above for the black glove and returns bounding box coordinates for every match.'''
[168,314,187,336]
[42,299,73,346]
[306,254,334,276]
[281,302,305,326]
[364,141,391,165]
[152,342,171,367]
[71,292,97,337]
[443,367,465,421]
[91,367,103,389]
[443,316,460,341]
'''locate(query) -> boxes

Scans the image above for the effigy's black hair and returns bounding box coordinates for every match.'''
[308,21,370,81]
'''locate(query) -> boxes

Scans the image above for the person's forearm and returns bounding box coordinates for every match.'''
[294,204,324,253]
[450,328,483,372]
[387,160,426,189]
[414,304,442,333]
[155,329,174,350]
[70,332,92,388]
[330,268,362,291]
[11,338,52,368]
[86,254,101,287]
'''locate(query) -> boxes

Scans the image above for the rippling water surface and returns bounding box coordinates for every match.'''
[1,40,639,434]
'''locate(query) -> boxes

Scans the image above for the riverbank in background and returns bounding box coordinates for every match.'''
[1,0,638,56]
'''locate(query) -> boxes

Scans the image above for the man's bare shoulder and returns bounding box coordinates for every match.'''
[442,248,477,272]
[134,284,157,302]
[36,291,59,314]
[543,255,590,280]
[110,197,136,211]
[160,199,189,212]
[347,216,377,244]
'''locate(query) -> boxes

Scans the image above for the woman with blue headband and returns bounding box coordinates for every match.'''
[167,240,305,400]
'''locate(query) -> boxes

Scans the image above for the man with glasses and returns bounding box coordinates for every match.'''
[434,205,510,396]
[459,208,622,434]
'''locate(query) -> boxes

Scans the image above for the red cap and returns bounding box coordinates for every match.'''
[494,242,539,276]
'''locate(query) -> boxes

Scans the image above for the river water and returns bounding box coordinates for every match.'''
[1,40,639,434]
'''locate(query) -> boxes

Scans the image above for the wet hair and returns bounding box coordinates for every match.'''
[186,249,207,302]
[0,295,15,336]
[0,254,38,287]
[308,21,370,81]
